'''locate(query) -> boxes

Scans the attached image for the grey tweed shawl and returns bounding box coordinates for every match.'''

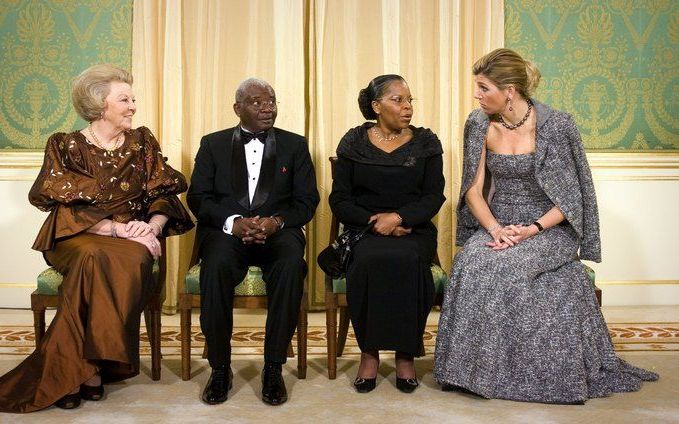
[456,101,602,262]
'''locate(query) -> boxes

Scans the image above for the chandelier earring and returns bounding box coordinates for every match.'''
[507,97,513,112]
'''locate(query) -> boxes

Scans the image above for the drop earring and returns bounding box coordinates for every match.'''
[507,98,513,112]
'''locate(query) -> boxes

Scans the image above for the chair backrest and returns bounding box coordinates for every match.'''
[328,157,341,242]
[189,230,200,268]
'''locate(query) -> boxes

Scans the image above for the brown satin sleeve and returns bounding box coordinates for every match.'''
[32,205,111,251]
[29,133,97,211]
[148,197,193,236]
[140,127,194,235]
[30,133,111,251]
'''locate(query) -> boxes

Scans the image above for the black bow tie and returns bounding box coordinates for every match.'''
[241,128,268,144]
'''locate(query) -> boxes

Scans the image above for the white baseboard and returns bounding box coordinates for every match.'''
[599,283,679,306]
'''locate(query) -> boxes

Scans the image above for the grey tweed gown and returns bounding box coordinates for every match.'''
[434,151,658,404]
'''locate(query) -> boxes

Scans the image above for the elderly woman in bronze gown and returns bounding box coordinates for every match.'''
[0,64,193,412]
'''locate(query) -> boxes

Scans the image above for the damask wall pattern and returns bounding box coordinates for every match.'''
[0,0,132,149]
[505,0,679,151]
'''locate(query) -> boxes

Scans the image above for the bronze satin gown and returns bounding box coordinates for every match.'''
[0,127,193,413]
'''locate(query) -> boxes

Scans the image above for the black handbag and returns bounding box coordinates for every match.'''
[317,222,374,278]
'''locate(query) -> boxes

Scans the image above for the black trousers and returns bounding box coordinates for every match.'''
[197,227,306,367]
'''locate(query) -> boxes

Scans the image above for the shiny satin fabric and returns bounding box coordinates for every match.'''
[0,234,155,413]
[0,126,193,413]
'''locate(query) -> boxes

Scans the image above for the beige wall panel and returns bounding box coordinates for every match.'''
[0,166,48,307]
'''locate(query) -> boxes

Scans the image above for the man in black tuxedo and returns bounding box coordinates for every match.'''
[187,78,319,406]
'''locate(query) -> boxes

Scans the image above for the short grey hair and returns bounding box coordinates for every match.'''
[72,64,133,122]
[235,77,273,103]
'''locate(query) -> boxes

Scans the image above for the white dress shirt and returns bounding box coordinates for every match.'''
[223,128,265,234]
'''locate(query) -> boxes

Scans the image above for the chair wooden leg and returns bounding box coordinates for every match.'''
[337,306,349,357]
[297,305,307,379]
[143,308,152,349]
[326,295,337,379]
[150,297,162,381]
[180,299,192,381]
[287,342,294,358]
[32,307,46,348]
[595,286,602,307]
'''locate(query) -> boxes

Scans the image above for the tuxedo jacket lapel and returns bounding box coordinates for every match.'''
[250,130,276,211]
[231,130,250,210]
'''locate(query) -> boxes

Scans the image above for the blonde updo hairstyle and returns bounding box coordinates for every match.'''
[71,64,133,122]
[472,48,541,99]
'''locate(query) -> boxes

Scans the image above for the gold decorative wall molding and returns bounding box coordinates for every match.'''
[0,151,41,181]
[587,152,679,181]
[587,152,679,168]
[0,283,34,288]
[597,280,679,286]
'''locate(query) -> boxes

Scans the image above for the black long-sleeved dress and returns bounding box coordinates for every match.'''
[329,123,445,355]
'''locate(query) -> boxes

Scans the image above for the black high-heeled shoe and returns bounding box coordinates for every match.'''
[80,383,104,401]
[394,352,418,393]
[55,392,81,409]
[396,377,419,393]
[353,377,377,393]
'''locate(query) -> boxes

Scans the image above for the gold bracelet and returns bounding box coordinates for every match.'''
[149,221,163,236]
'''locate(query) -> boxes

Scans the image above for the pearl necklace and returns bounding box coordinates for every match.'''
[88,124,123,153]
[498,99,533,130]
[371,126,402,142]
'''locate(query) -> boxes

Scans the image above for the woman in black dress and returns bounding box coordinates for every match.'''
[329,75,445,393]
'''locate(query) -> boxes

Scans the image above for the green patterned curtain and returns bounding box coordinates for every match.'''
[505,0,679,151]
[0,0,132,150]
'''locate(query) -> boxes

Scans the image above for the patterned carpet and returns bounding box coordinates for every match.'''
[1,323,677,357]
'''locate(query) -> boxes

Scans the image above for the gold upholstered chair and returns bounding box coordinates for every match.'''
[31,238,166,381]
[179,232,308,380]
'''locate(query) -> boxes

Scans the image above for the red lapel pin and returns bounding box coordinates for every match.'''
[281,166,288,173]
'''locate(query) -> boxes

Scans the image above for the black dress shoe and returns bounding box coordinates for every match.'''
[261,362,287,405]
[55,392,81,409]
[202,365,233,405]
[353,377,377,393]
[396,377,419,393]
[80,383,104,401]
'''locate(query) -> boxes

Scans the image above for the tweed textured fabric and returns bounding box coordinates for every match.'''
[456,103,601,261]
[434,151,658,403]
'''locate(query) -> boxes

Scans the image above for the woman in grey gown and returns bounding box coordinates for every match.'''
[434,48,658,404]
